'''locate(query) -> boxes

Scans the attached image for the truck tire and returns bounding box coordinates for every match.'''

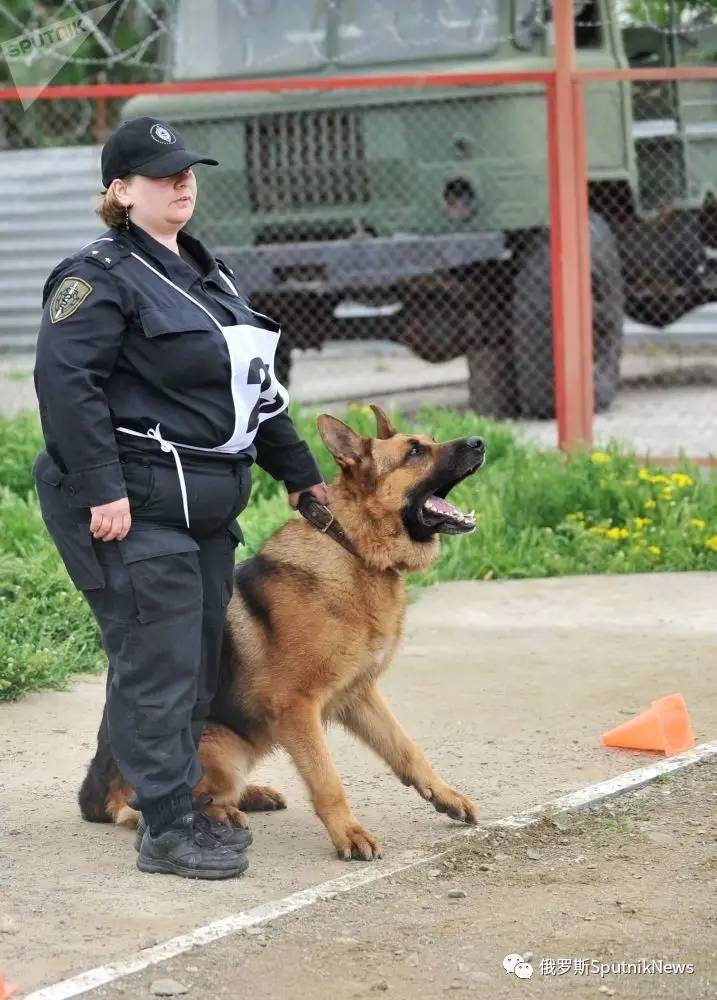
[466,340,519,419]
[622,210,707,327]
[512,212,624,419]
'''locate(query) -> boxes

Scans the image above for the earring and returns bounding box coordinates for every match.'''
[125,206,130,230]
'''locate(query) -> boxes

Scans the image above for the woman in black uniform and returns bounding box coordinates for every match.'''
[33,116,328,880]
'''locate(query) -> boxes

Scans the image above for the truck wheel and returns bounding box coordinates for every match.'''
[512,212,625,418]
[466,340,519,419]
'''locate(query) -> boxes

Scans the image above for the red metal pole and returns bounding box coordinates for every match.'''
[548,0,593,448]
[572,77,595,427]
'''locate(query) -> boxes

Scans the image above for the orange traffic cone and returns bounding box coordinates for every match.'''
[601,693,695,755]
[0,976,17,999]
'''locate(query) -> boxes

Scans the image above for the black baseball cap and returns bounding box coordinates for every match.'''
[101,116,218,188]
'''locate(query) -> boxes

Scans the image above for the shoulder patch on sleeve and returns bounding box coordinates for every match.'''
[49,276,93,324]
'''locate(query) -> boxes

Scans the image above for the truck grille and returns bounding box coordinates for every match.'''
[245,110,370,213]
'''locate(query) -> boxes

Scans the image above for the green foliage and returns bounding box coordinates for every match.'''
[0,0,167,84]
[622,0,717,25]
[0,411,44,495]
[2,407,716,701]
[0,488,104,702]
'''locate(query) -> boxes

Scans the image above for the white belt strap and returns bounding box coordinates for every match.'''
[116,423,190,528]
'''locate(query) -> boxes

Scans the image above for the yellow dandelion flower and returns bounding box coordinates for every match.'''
[565,512,585,523]
[606,527,629,540]
[632,544,644,555]
[591,452,611,464]
[644,499,656,510]
[638,468,652,481]
[670,473,694,488]
[690,518,706,530]
[632,517,652,530]
[706,536,717,552]
[647,546,661,557]
[659,488,673,501]
[651,474,670,485]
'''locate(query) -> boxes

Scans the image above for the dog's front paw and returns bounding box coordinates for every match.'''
[239,784,287,811]
[332,821,383,862]
[417,783,479,825]
[204,803,250,828]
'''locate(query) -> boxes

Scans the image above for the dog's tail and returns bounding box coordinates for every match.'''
[77,706,121,823]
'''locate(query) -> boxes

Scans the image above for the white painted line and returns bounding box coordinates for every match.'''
[24,739,717,1000]
[489,737,717,830]
[22,851,447,1000]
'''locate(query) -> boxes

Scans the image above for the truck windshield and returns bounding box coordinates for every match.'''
[171,0,327,80]
[171,0,501,80]
[336,1,501,65]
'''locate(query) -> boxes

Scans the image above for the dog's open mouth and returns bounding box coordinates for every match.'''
[419,492,476,534]
[402,438,485,542]
[414,461,482,535]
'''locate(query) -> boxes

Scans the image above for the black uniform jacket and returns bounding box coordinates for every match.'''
[33,220,322,508]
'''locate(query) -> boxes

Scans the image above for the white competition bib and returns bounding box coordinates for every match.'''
[217,322,287,452]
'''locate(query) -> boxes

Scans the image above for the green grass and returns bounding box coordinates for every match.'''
[598,816,631,833]
[1,405,716,702]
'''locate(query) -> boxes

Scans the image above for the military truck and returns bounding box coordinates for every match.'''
[123,0,717,417]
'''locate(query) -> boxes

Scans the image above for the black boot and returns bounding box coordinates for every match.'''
[136,811,249,880]
[134,812,253,853]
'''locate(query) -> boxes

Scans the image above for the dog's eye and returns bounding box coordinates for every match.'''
[406,442,424,459]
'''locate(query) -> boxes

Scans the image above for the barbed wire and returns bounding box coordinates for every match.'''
[0,0,170,73]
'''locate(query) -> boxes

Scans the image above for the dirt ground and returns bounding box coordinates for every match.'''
[59,760,717,1000]
[1,573,716,997]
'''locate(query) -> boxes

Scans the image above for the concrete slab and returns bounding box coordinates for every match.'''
[1,573,716,994]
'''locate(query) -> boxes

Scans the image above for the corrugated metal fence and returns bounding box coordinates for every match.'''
[0,145,102,351]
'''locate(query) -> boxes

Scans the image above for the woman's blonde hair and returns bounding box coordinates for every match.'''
[95,177,133,229]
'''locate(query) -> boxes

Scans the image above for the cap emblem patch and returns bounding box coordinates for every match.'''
[150,124,176,144]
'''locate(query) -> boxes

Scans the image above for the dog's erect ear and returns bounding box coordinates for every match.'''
[317,414,367,468]
[370,403,397,440]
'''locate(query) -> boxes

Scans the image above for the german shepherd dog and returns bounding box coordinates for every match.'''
[79,406,485,860]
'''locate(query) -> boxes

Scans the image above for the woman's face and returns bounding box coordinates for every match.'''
[115,167,197,234]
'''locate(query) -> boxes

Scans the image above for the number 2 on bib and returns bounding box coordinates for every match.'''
[246,356,286,434]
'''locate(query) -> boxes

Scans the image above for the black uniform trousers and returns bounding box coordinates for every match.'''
[34,447,251,830]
